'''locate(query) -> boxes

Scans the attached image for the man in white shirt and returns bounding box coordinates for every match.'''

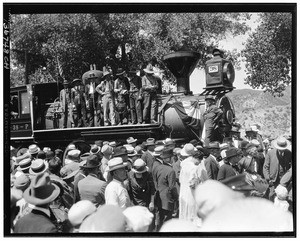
[105,157,131,209]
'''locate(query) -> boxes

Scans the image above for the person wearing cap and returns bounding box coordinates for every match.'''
[127,159,155,211]
[71,78,87,127]
[141,138,157,173]
[203,94,223,146]
[104,157,131,209]
[141,63,160,124]
[203,142,220,180]
[217,147,241,181]
[60,79,72,128]
[127,68,143,124]
[96,69,116,126]
[78,155,107,207]
[263,136,292,201]
[152,147,178,231]
[14,172,61,233]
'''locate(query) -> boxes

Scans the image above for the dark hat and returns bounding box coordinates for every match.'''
[161,147,173,159]
[95,140,103,147]
[116,68,125,76]
[201,147,211,157]
[48,158,61,174]
[207,141,220,149]
[189,139,199,147]
[17,158,32,171]
[54,149,63,155]
[90,144,101,155]
[82,155,100,169]
[140,142,148,152]
[29,159,49,176]
[37,150,46,160]
[23,172,60,206]
[145,138,156,146]
[205,95,215,101]
[46,151,55,160]
[225,147,240,159]
[239,140,249,150]
[221,174,255,192]
[113,146,128,157]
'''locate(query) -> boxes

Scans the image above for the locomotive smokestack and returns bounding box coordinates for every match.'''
[162,50,200,94]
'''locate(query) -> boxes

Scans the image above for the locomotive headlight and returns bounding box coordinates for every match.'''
[223,62,235,84]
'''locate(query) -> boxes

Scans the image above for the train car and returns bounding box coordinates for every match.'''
[10,49,237,150]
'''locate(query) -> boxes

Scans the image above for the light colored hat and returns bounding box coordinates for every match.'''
[145,138,155,146]
[15,153,31,165]
[127,136,137,144]
[132,159,149,174]
[220,143,229,151]
[123,206,154,232]
[67,149,81,159]
[124,145,137,157]
[250,139,260,146]
[17,158,32,171]
[68,200,97,227]
[101,144,113,156]
[109,141,117,147]
[220,149,227,160]
[108,157,127,172]
[43,147,51,153]
[90,144,101,155]
[28,144,40,155]
[143,64,155,74]
[14,174,31,191]
[272,136,291,150]
[67,144,76,151]
[180,143,197,157]
[29,159,49,176]
[153,145,164,156]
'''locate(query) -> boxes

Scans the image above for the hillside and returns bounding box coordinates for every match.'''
[227,86,292,139]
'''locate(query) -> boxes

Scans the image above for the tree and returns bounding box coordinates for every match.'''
[243,13,292,96]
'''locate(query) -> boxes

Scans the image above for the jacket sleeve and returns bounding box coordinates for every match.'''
[263,151,271,181]
[280,167,292,187]
[204,159,212,179]
[168,169,179,200]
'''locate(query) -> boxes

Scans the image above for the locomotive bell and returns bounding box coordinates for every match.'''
[205,48,235,88]
[162,50,200,94]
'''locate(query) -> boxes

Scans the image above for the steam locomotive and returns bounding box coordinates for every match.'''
[10,49,237,149]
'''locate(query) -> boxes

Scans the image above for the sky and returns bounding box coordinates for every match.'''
[190,13,261,93]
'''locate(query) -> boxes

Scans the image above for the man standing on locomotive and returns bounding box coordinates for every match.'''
[85,75,100,127]
[141,64,159,124]
[95,69,116,126]
[114,68,130,125]
[127,68,143,125]
[59,79,72,128]
[71,78,86,127]
[203,95,223,146]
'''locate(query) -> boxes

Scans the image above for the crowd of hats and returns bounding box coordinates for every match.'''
[10,134,293,233]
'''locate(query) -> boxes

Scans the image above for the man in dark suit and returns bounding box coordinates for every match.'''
[78,155,107,207]
[152,147,178,231]
[204,142,220,180]
[14,172,61,233]
[141,138,156,173]
[263,136,292,201]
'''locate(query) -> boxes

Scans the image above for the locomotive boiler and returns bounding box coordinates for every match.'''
[10,49,236,149]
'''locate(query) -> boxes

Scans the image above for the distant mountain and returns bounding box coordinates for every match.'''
[227,86,292,139]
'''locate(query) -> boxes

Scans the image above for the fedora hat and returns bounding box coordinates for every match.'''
[14,174,31,191]
[68,200,97,227]
[63,79,69,85]
[116,68,125,76]
[66,149,81,162]
[102,70,111,80]
[272,136,291,150]
[143,64,155,74]
[101,144,113,156]
[29,159,49,176]
[60,161,80,179]
[145,138,155,146]
[153,145,164,156]
[239,140,249,150]
[15,152,31,165]
[82,155,100,169]
[225,147,240,159]
[180,143,197,157]
[108,157,128,172]
[245,142,257,151]
[28,144,40,155]
[90,144,101,155]
[124,145,137,157]
[164,138,175,147]
[109,141,117,147]
[132,159,149,174]
[161,147,174,159]
[113,146,128,157]
[37,150,46,160]
[71,78,83,86]
[23,172,60,206]
[127,137,137,144]
[220,143,229,151]
[17,158,32,171]
[45,151,55,160]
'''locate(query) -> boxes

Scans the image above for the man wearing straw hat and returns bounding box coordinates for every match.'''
[141,138,157,173]
[263,136,292,201]
[141,64,160,124]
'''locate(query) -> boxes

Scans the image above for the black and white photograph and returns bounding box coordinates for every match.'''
[3,1,296,237]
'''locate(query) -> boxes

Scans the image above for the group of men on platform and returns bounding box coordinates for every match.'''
[59,64,161,128]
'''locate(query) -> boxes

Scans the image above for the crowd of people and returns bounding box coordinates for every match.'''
[9,131,293,233]
[60,62,164,128]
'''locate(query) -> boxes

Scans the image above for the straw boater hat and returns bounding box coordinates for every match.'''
[127,137,137,144]
[17,158,32,172]
[23,172,60,206]
[132,159,149,174]
[109,141,117,148]
[65,149,81,164]
[164,138,175,148]
[153,145,164,156]
[108,157,128,172]
[145,138,156,146]
[15,152,31,165]
[29,159,49,176]
[101,144,113,156]
[124,145,137,157]
[272,136,291,150]
[13,174,31,192]
[28,144,40,155]
[68,200,97,227]
[90,144,101,155]
[180,143,197,157]
[143,64,155,74]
